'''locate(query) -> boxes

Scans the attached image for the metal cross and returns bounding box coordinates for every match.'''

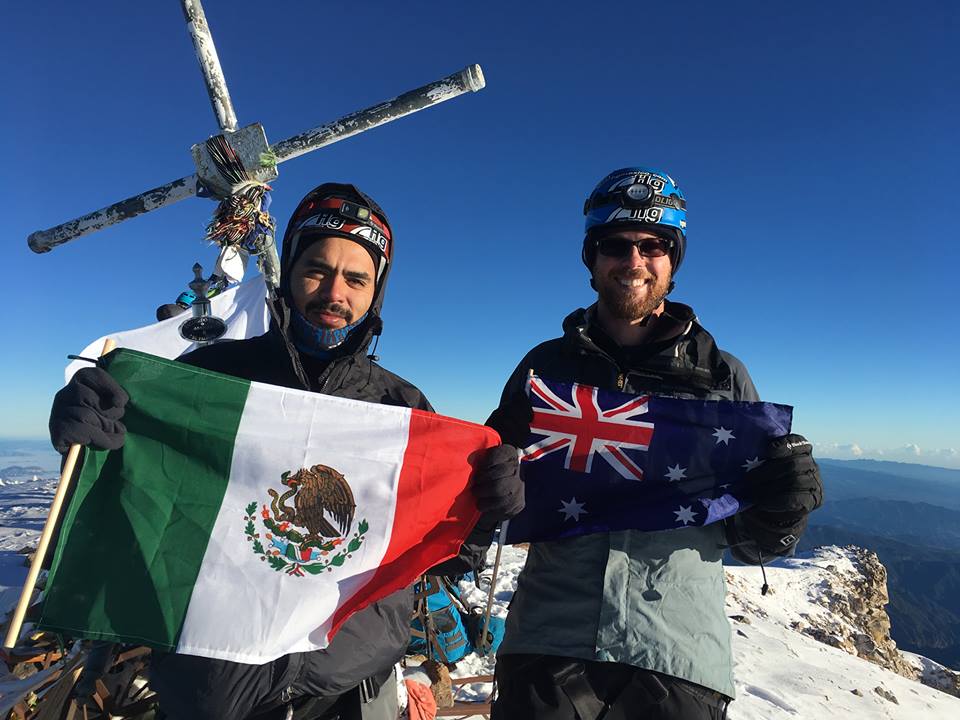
[27,0,485,254]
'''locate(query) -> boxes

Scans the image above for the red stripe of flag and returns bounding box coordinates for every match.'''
[328,409,499,639]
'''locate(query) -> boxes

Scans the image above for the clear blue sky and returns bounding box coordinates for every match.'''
[3,1,958,467]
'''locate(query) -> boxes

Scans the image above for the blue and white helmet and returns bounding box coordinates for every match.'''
[582,166,687,273]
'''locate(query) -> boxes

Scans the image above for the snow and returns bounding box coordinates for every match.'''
[442,543,959,719]
[1,471,958,719]
[0,470,58,619]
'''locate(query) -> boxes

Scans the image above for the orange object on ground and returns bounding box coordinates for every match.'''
[405,677,438,720]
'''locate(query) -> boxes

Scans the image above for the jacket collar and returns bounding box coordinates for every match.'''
[560,300,731,393]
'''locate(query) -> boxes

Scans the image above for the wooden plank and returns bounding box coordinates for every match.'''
[450,674,494,686]
[436,704,491,718]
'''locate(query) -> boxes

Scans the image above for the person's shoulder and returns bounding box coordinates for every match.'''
[363,359,432,410]
[718,349,749,374]
[717,350,759,401]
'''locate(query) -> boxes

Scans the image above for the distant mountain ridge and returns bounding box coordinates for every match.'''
[819,458,960,483]
[816,460,960,511]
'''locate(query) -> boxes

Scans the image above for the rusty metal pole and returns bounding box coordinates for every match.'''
[181,0,238,133]
[27,65,486,254]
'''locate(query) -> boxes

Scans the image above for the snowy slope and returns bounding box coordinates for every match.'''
[0,470,57,618]
[2,472,958,718]
[450,543,960,719]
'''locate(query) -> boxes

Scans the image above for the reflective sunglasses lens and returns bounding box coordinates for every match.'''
[596,237,670,258]
[637,239,669,257]
[596,238,634,257]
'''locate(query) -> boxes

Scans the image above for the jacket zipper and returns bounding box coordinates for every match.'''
[616,372,625,390]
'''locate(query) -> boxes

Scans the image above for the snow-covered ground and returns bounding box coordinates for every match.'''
[0,464,58,619]
[1,468,958,719]
[448,542,960,719]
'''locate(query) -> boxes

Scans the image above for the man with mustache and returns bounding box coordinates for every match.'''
[49,183,525,720]
[487,167,823,719]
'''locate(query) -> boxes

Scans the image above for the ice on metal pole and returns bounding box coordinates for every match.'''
[27,65,486,253]
[272,64,486,163]
[28,176,197,253]
[181,0,238,133]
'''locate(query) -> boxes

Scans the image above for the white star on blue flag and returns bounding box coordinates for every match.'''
[664,464,687,482]
[712,427,736,445]
[674,505,698,526]
[558,497,587,522]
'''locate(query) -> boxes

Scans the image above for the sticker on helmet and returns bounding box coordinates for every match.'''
[299,213,345,232]
[351,225,388,253]
[633,172,666,193]
[628,207,663,223]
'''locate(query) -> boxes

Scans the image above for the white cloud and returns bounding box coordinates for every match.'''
[814,442,863,459]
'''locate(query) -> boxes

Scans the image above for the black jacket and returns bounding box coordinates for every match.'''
[149,322,483,720]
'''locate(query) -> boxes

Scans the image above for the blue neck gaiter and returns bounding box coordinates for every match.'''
[291,307,368,359]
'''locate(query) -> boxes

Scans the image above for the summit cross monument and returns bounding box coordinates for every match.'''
[27,0,486,258]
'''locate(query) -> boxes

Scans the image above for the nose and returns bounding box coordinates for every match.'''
[622,243,646,268]
[318,273,348,303]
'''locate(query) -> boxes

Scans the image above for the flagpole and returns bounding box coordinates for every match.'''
[3,338,117,650]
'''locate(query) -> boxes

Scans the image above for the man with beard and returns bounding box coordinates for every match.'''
[48,183,524,720]
[487,167,822,720]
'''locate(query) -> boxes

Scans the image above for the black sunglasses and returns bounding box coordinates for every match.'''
[595,236,672,259]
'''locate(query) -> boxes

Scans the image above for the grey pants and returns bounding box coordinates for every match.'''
[360,668,398,720]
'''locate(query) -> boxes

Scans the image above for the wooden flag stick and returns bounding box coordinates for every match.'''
[3,338,117,650]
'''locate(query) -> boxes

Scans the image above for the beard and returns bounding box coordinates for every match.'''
[594,267,671,321]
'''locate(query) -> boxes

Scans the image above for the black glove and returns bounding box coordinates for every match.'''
[49,367,129,454]
[485,393,533,448]
[744,434,823,514]
[471,444,525,522]
[737,434,823,554]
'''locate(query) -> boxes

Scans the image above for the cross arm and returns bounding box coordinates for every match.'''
[27,65,486,254]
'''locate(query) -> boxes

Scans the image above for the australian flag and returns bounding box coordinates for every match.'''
[501,375,793,544]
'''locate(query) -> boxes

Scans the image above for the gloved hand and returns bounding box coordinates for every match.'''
[744,434,823,514]
[49,367,129,454]
[738,434,823,553]
[485,392,533,448]
[471,444,525,522]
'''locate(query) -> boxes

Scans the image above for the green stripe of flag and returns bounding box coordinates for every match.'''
[39,349,251,648]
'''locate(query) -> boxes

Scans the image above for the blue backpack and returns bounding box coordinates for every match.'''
[410,575,505,663]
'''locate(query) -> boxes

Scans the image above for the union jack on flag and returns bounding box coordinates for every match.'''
[502,375,794,545]
[523,376,654,480]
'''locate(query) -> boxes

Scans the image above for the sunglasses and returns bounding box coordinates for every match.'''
[595,236,672,259]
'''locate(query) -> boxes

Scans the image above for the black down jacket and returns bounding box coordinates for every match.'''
[149,318,486,720]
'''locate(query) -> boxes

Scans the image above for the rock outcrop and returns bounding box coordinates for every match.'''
[728,545,960,699]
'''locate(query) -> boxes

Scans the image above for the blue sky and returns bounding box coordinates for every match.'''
[3,1,958,467]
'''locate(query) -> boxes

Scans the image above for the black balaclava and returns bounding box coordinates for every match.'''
[277,183,394,359]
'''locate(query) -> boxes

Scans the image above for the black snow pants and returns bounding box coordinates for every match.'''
[491,654,730,720]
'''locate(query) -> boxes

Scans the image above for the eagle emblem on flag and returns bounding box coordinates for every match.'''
[522,375,655,480]
[244,464,369,577]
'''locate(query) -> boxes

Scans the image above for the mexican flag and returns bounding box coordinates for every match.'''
[38,349,498,664]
